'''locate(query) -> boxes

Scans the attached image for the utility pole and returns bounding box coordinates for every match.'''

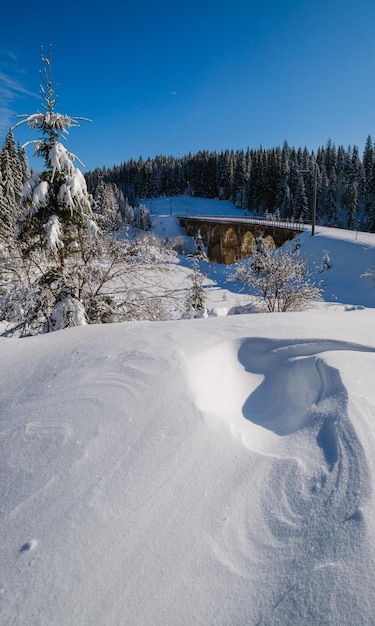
[312,162,317,237]
[298,163,318,236]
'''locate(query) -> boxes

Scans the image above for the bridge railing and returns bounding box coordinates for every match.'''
[177,214,307,232]
[237,216,306,231]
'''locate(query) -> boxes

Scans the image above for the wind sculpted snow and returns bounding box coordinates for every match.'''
[188,332,375,624]
[1,314,375,625]
[238,338,375,624]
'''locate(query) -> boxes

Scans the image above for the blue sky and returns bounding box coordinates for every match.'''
[1,0,375,172]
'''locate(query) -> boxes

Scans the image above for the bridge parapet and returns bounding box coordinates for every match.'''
[178,215,304,264]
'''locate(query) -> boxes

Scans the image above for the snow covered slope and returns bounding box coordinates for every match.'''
[147,196,375,309]
[1,198,375,625]
[1,308,375,625]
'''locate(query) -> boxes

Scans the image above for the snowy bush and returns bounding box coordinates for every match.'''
[169,235,186,255]
[361,266,375,282]
[230,238,323,312]
[51,293,87,330]
[1,230,178,335]
[319,249,331,273]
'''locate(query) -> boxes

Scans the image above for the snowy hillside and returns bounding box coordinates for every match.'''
[1,197,375,625]
[147,195,375,310]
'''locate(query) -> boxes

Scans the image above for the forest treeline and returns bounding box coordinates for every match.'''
[3,125,375,233]
[85,138,375,231]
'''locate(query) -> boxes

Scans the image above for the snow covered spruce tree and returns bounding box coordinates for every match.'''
[184,258,207,317]
[0,130,28,242]
[14,53,96,261]
[135,203,152,231]
[231,236,323,312]
[1,48,177,335]
[5,49,98,333]
[93,178,122,232]
[187,231,208,261]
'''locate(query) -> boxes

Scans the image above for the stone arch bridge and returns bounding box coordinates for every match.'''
[178,215,305,264]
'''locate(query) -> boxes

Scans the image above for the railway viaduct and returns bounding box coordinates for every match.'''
[177,215,305,264]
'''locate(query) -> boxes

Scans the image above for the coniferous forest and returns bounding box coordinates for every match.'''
[85,138,375,232]
[3,125,375,233]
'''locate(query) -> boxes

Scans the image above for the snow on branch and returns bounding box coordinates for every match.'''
[32,181,49,211]
[57,168,92,214]
[12,112,91,135]
[21,174,41,203]
[48,142,86,180]
[45,215,64,251]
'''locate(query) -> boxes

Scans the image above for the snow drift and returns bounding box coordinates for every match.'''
[1,306,375,625]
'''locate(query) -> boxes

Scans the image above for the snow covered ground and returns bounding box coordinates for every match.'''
[1,197,375,625]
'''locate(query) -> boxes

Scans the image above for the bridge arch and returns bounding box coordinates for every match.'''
[264,234,276,251]
[178,216,303,263]
[198,226,208,246]
[223,227,238,264]
[241,231,255,259]
[209,226,222,263]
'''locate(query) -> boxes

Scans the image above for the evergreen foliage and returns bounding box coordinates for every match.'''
[12,49,96,263]
[188,231,208,260]
[0,130,28,241]
[93,178,123,232]
[134,203,152,230]
[86,139,375,232]
[185,257,207,317]
[0,49,177,336]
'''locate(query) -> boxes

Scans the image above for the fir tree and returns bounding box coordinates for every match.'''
[13,48,96,265]
[185,257,207,317]
[1,48,176,335]
[319,249,331,272]
[363,135,375,221]
[0,130,27,240]
[0,174,8,235]
[295,176,309,221]
[188,230,208,260]
[94,178,122,232]
[122,197,135,225]
[347,182,358,230]
[135,203,152,230]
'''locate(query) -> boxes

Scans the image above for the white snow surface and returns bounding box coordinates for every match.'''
[1,197,375,625]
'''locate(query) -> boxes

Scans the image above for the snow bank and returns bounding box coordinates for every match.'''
[1,307,375,625]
